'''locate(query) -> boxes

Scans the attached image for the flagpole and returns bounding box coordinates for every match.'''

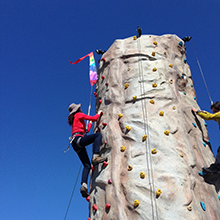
[86,85,93,130]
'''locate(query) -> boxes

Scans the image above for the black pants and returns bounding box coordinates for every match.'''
[72,133,102,184]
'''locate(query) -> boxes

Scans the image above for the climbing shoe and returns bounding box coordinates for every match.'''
[92,156,107,165]
[80,185,89,198]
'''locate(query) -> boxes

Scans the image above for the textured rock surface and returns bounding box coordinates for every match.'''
[89,34,220,220]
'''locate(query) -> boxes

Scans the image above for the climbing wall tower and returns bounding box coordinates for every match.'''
[89,34,220,220]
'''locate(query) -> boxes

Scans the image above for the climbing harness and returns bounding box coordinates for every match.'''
[63,164,82,220]
[64,133,83,153]
[191,40,213,105]
[136,37,159,220]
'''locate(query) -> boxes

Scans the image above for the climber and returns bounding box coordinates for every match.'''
[182,36,192,42]
[68,103,106,198]
[136,26,142,38]
[95,49,105,55]
[192,101,220,174]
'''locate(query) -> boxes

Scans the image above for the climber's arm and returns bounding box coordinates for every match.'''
[86,121,93,133]
[197,111,220,121]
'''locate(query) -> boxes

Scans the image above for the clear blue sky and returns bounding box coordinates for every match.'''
[1,1,220,219]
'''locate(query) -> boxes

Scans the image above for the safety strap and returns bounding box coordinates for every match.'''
[64,136,75,153]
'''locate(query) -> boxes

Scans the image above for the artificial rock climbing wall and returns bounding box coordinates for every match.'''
[89,34,220,220]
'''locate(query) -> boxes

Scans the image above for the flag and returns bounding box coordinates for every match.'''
[69,52,97,86]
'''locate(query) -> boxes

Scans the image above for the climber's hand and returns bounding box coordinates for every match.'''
[98,110,103,116]
[192,107,197,113]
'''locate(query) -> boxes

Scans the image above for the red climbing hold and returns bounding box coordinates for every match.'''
[98,60,100,64]
[91,166,95,171]
[88,218,91,220]
[86,196,90,202]
[92,204,98,211]
[103,161,108,167]
[99,100,102,104]
[102,58,106,62]
[108,179,112,184]
[105,83,108,87]
[102,75,105,80]
[105,203,111,209]
[94,92,98,97]
[102,122,107,127]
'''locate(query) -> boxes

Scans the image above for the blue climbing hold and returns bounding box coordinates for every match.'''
[194,97,196,100]
[192,123,197,128]
[191,84,193,87]
[218,195,220,200]
[198,171,207,176]
[179,41,183,46]
[200,201,206,211]
[184,58,187,63]
[207,140,210,143]
[203,142,206,147]
[183,92,186,95]
[204,122,207,126]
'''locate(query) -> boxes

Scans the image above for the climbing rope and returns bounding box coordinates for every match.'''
[136,37,159,220]
[191,40,213,105]
[63,164,82,220]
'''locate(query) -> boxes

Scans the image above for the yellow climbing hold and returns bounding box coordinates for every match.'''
[153,41,157,45]
[128,164,133,171]
[152,51,155,56]
[140,172,145,178]
[121,146,125,152]
[124,83,129,89]
[152,67,157,72]
[150,99,155,104]
[172,106,176,110]
[126,125,131,131]
[134,199,139,207]
[169,64,173,68]
[133,36,137,40]
[156,189,162,197]
[164,130,169,135]
[180,153,183,157]
[170,79,173,84]
[142,135,147,141]
[152,83,157,88]
[133,95,137,100]
[159,111,164,116]
[118,113,123,118]
[128,68,130,71]
[187,206,192,211]
[151,148,157,154]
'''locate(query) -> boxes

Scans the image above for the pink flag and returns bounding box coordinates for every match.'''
[69,52,97,86]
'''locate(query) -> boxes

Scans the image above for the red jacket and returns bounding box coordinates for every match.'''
[72,112,100,136]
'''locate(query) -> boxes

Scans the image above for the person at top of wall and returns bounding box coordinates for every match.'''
[192,101,220,173]
[68,103,106,198]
